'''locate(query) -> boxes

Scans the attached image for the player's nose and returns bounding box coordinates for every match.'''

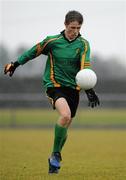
[74,30,78,35]
[74,28,79,33]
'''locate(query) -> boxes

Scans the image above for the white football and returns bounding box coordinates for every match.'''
[76,69,97,90]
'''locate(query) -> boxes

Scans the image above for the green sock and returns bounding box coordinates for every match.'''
[53,124,67,153]
[60,135,68,151]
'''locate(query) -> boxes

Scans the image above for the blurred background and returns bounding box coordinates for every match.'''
[0,0,126,128]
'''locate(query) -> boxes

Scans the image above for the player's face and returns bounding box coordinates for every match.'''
[65,21,82,40]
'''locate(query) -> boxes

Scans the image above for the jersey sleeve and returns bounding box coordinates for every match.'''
[17,36,51,65]
[80,40,91,69]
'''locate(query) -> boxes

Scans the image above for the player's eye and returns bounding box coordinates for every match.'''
[70,26,81,30]
[71,27,76,29]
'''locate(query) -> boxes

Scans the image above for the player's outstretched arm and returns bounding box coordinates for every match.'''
[4,61,20,77]
[85,88,100,108]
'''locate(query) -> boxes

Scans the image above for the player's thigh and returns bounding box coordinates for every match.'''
[55,97,71,118]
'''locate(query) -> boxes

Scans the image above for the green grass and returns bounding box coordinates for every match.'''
[0,130,126,180]
[0,109,126,127]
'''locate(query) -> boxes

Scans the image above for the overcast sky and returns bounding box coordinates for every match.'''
[1,0,126,66]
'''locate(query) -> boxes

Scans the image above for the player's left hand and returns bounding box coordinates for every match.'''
[4,61,20,77]
[4,62,16,77]
[85,89,100,108]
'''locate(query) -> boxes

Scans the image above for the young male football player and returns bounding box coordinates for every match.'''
[4,10,100,174]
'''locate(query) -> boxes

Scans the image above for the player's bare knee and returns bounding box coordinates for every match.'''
[61,112,71,125]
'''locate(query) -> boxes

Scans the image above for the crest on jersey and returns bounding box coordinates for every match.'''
[76,48,80,55]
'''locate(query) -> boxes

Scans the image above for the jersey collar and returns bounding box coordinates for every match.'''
[60,30,81,43]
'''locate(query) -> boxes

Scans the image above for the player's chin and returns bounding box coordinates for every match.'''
[70,35,77,40]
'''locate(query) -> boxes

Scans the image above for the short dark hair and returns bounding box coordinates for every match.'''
[65,10,83,25]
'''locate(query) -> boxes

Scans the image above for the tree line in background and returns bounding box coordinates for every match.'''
[0,44,126,80]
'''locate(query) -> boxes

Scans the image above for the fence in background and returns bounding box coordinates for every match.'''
[0,93,126,108]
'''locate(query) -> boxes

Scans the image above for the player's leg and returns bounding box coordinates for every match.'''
[52,97,71,151]
[47,87,79,174]
[48,97,71,173]
[59,89,79,151]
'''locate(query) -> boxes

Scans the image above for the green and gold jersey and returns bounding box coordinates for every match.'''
[17,31,91,90]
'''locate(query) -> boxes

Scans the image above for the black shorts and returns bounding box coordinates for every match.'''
[46,87,79,118]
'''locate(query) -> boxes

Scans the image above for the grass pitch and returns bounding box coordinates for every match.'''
[0,129,126,180]
[0,108,126,127]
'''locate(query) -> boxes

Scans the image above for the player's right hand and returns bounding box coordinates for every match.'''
[85,88,100,108]
[4,62,16,77]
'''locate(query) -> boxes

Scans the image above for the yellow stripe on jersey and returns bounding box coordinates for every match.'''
[49,52,61,87]
[80,40,88,70]
[36,43,42,56]
[84,62,90,68]
[76,86,81,91]
[76,40,89,90]
[36,37,61,56]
